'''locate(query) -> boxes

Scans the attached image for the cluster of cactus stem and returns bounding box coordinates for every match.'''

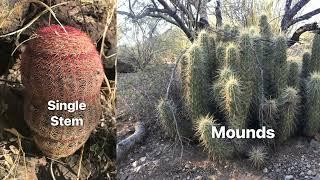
[157,15,320,167]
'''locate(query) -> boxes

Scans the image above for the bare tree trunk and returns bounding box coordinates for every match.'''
[215,0,222,29]
[116,121,146,161]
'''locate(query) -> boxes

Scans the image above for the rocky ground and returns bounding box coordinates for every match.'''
[117,71,320,180]
[117,117,320,180]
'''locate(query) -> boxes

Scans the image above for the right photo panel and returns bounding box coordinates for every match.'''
[117,0,320,179]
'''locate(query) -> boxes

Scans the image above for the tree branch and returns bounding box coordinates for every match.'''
[288,22,320,47]
[281,0,312,31]
[289,0,311,17]
[284,0,292,13]
[157,0,193,40]
[288,8,320,27]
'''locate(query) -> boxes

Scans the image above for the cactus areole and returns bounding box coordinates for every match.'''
[21,25,104,158]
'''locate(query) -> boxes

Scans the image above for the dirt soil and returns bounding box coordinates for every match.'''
[117,71,320,180]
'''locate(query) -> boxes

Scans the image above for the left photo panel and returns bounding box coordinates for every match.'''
[0,0,116,179]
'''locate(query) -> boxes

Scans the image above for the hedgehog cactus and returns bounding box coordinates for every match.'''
[305,72,320,136]
[186,44,211,121]
[198,31,217,79]
[259,15,272,40]
[225,43,239,69]
[171,15,313,161]
[288,62,300,88]
[215,73,249,129]
[273,36,288,97]
[301,52,311,78]
[157,98,178,137]
[310,34,320,73]
[278,87,300,142]
[216,43,226,69]
[21,25,104,158]
[248,146,268,169]
[259,15,274,98]
[195,115,235,159]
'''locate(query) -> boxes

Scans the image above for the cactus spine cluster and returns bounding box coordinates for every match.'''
[302,34,320,136]
[305,73,320,136]
[288,62,300,88]
[157,15,320,166]
[195,115,234,159]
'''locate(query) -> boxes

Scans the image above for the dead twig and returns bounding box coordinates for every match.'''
[50,160,56,180]
[163,50,187,159]
[76,145,85,180]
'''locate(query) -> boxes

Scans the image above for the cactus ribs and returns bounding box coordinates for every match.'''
[21,25,104,158]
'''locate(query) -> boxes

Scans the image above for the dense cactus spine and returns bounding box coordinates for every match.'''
[198,31,217,79]
[305,72,320,136]
[187,44,211,121]
[195,115,235,159]
[219,75,248,129]
[310,34,320,73]
[212,67,234,104]
[259,15,273,40]
[288,62,300,88]
[170,15,318,162]
[301,52,311,78]
[21,25,104,158]
[259,15,274,98]
[225,43,239,70]
[157,98,193,138]
[216,43,226,69]
[157,98,178,137]
[248,146,268,169]
[278,87,300,142]
[273,36,288,97]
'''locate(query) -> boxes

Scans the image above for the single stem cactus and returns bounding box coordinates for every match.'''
[21,25,104,158]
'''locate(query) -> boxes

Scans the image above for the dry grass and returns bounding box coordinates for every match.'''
[117,64,174,122]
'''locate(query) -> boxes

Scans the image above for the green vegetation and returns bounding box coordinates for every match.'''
[156,15,320,168]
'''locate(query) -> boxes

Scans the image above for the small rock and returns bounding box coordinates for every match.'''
[100,122,105,127]
[307,170,313,176]
[310,139,320,149]
[185,164,191,169]
[132,161,138,168]
[263,168,268,173]
[195,176,203,180]
[285,175,294,180]
[140,156,146,162]
[134,165,142,172]
[300,172,305,176]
